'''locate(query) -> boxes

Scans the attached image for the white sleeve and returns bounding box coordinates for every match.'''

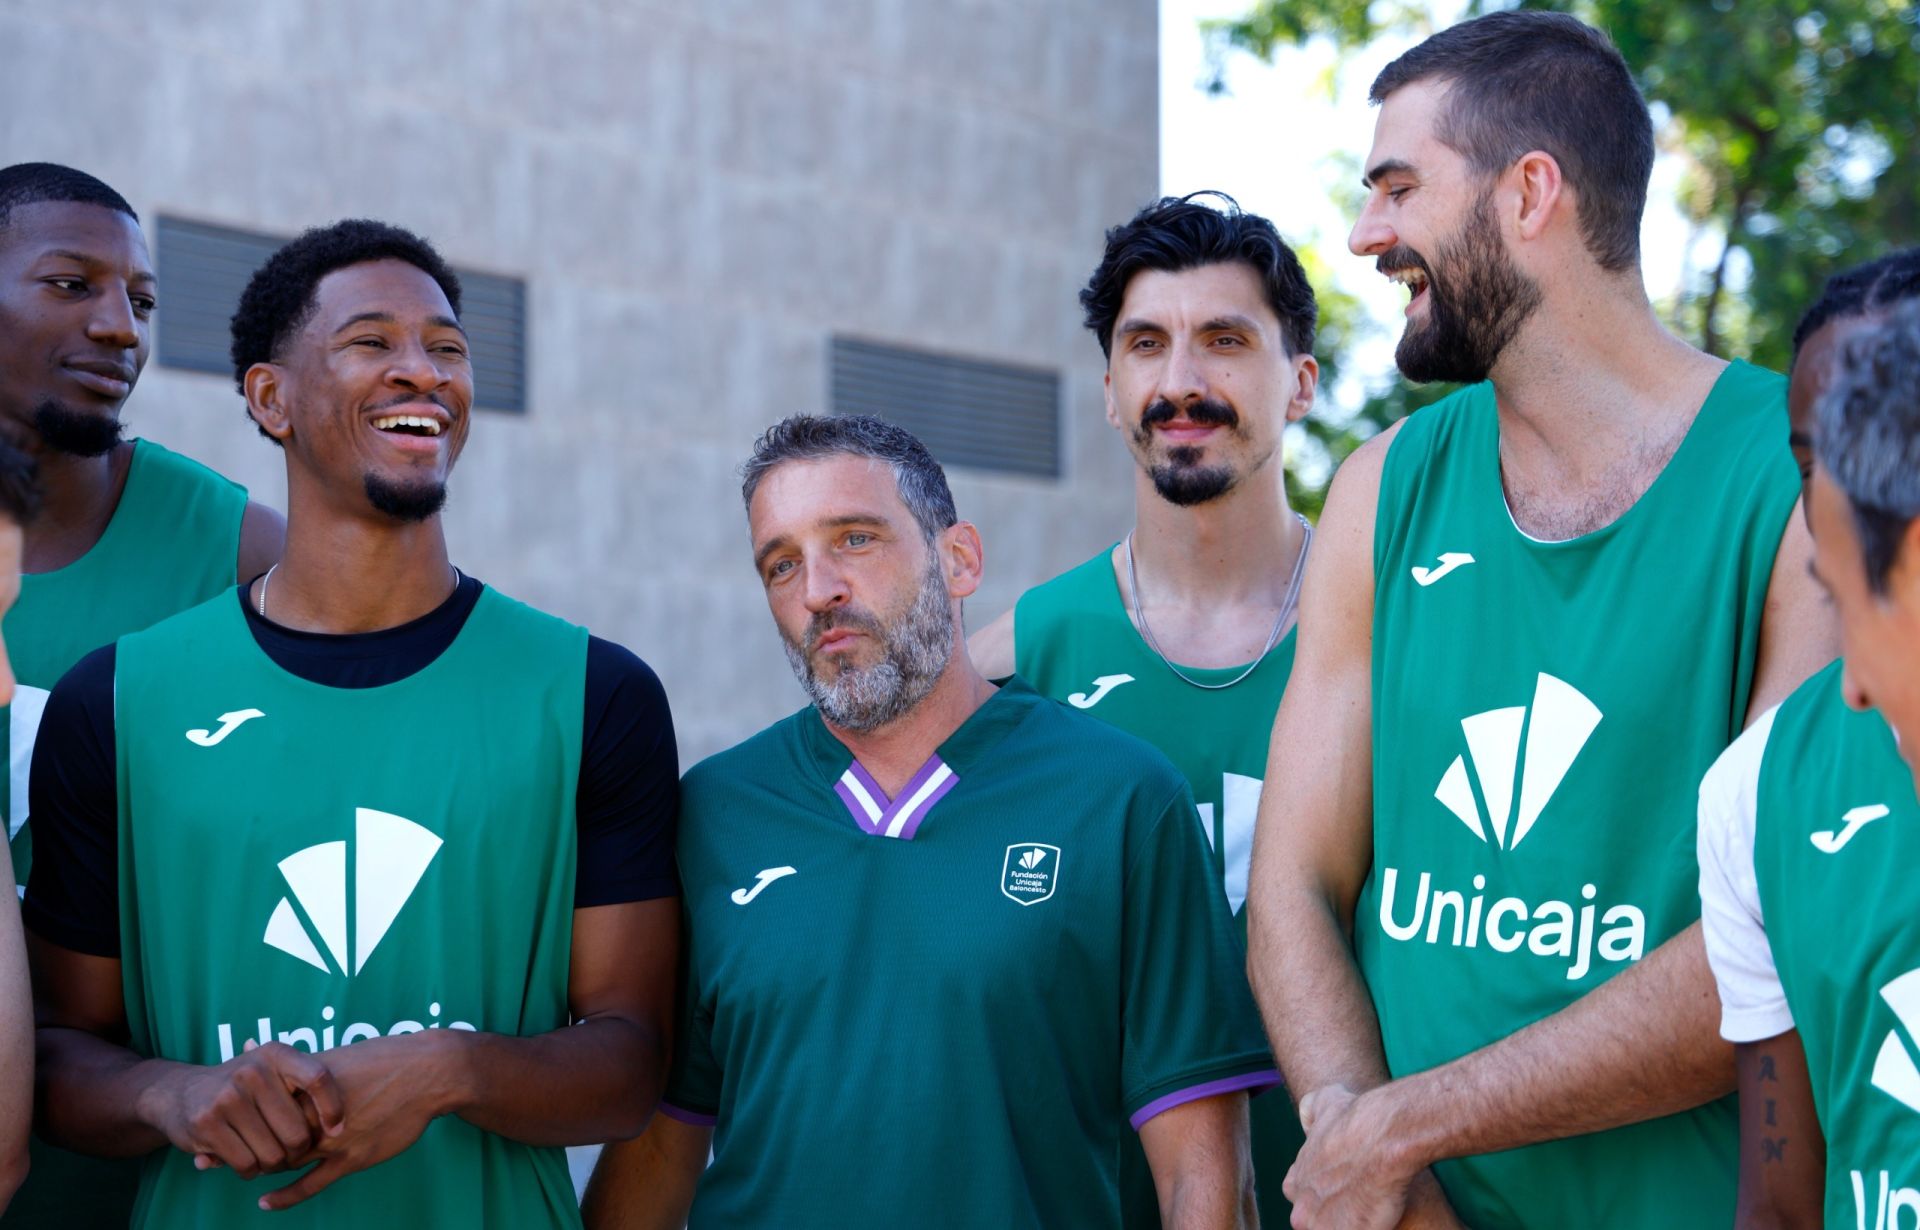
[1697,707,1794,1043]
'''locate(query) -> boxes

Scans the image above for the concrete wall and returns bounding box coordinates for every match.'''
[0,0,1159,764]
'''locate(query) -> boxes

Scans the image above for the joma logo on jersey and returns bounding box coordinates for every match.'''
[263,807,442,977]
[1001,844,1060,905]
[1379,674,1645,980]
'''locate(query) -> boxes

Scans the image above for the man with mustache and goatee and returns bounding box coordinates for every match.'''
[970,191,1314,1228]
[585,415,1274,1230]
[0,161,284,1230]
[1246,11,1833,1230]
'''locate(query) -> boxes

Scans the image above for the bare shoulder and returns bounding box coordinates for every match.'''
[235,500,287,584]
[1310,418,1408,579]
[1745,500,1837,724]
[967,607,1016,680]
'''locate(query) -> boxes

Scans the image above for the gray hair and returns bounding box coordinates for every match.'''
[740,414,958,544]
[1815,298,1920,593]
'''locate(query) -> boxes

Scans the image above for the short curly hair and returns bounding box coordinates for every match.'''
[1081,192,1316,361]
[229,219,462,437]
[0,162,136,234]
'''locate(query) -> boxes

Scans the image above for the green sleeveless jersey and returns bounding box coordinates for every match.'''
[1356,361,1797,1228]
[1014,546,1301,1227]
[113,587,585,1229]
[1754,661,1920,1229]
[6,439,246,885]
[1,439,245,1230]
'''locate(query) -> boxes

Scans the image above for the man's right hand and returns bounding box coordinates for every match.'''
[137,1042,345,1179]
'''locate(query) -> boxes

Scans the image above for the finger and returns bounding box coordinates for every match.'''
[197,1119,261,1179]
[259,1155,350,1212]
[253,1079,324,1160]
[194,1153,223,1171]
[273,1052,347,1136]
[1298,1091,1320,1132]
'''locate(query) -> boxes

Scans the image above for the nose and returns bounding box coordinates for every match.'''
[1349,193,1396,258]
[1841,662,1871,712]
[800,552,850,615]
[86,288,142,350]
[1160,339,1209,407]
[387,339,451,393]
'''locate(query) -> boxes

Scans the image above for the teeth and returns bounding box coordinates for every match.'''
[1385,268,1428,288]
[372,415,442,436]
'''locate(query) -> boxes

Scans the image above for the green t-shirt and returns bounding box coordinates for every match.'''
[2,439,245,1230]
[1753,661,1920,1229]
[112,586,585,1229]
[1357,362,1797,1228]
[666,679,1276,1228]
[1013,546,1300,1227]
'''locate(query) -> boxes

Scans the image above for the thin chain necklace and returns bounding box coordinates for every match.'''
[1123,512,1313,691]
[255,562,462,621]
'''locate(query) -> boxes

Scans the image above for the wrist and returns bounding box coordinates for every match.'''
[422,1027,480,1119]
[1366,1073,1442,1178]
[130,1059,189,1138]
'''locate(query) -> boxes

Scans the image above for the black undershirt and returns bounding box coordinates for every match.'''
[23,575,679,958]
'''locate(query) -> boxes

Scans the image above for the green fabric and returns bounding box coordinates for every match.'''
[2,439,245,1230]
[112,587,585,1229]
[1014,546,1299,1227]
[667,679,1275,1228]
[1356,362,1797,1228]
[1754,660,1920,1229]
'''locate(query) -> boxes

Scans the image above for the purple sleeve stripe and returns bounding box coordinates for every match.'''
[658,1102,718,1127]
[1128,1069,1282,1130]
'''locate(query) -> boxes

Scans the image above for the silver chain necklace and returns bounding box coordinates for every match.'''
[255,562,461,621]
[1123,512,1313,691]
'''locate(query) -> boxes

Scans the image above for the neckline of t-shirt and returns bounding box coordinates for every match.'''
[228,572,484,689]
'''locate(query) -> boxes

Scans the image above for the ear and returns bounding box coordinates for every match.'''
[1103,368,1122,432]
[1889,516,1920,612]
[1511,150,1566,244]
[244,363,295,444]
[939,521,985,601]
[1285,352,1319,425]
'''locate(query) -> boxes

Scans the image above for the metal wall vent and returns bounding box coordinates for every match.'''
[154,216,527,413]
[830,337,1060,478]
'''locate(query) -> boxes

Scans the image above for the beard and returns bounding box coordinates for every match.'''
[1134,396,1247,507]
[34,400,123,457]
[1389,190,1544,385]
[781,551,956,732]
[363,472,448,522]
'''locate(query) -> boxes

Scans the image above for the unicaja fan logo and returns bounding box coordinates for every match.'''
[1854,967,1920,1226]
[264,807,442,977]
[1434,673,1602,850]
[1377,673,1645,982]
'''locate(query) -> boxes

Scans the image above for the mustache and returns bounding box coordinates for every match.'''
[1140,397,1239,431]
[1376,245,1434,281]
[805,604,883,647]
[367,392,450,413]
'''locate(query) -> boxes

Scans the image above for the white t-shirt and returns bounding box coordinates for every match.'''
[1696,706,1796,1044]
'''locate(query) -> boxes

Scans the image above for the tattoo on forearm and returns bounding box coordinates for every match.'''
[1765,1098,1778,1128]
[1761,1137,1788,1164]
[1758,1055,1778,1082]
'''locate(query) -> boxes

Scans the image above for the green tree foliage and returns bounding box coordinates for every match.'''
[1209,0,1920,509]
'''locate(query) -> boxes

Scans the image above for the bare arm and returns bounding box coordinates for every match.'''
[30,934,345,1171]
[967,607,1016,680]
[261,898,678,1209]
[0,858,31,1209]
[235,499,287,583]
[1733,1030,1824,1229]
[1743,500,1834,725]
[582,1113,712,1230]
[1138,1094,1255,1230]
[1245,427,1394,1097]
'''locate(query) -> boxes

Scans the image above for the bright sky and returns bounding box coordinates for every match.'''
[1158,0,1709,449]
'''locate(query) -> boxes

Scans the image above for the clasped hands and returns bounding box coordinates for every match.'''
[1282,1083,1465,1230]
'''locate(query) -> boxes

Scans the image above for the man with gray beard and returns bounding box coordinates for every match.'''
[584,414,1275,1230]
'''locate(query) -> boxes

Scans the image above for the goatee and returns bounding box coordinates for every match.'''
[364,473,449,522]
[34,401,123,458]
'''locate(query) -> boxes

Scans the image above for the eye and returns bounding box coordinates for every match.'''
[845,532,873,548]
[131,295,157,317]
[45,277,86,294]
[1213,335,1244,347]
[1129,337,1161,353]
[1387,186,1413,202]
[768,558,797,579]
[351,337,389,349]
[434,343,469,358]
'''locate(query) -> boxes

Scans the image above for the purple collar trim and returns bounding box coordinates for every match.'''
[833,754,959,840]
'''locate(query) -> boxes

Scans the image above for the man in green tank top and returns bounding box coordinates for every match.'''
[0,443,45,1215]
[23,220,679,1228]
[0,161,286,1229]
[1700,289,1920,1228]
[1248,12,1833,1229]
[586,415,1272,1228]
[971,192,1316,1227]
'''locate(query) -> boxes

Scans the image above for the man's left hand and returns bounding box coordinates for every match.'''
[1283,1083,1422,1230]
